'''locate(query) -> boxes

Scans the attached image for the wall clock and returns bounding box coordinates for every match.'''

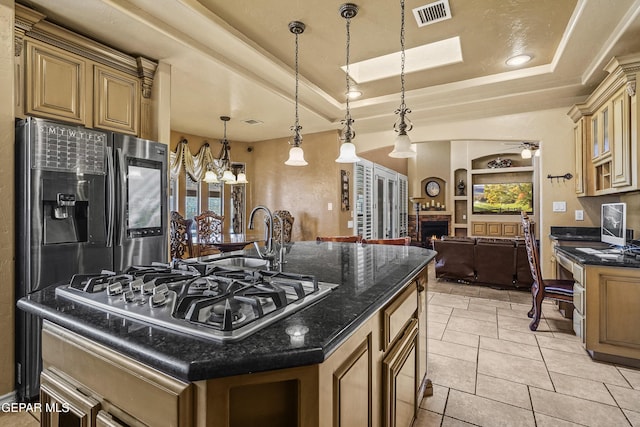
[425,180,440,197]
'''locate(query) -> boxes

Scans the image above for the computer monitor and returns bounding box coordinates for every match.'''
[601,202,626,247]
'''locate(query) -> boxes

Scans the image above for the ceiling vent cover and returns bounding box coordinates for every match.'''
[412,0,452,27]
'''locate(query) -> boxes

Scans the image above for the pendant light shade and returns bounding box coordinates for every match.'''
[235,172,248,184]
[521,148,532,159]
[285,21,308,166]
[285,146,308,166]
[204,170,219,183]
[217,116,247,184]
[389,0,416,158]
[336,3,360,164]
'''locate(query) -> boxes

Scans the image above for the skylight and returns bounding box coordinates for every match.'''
[342,36,462,84]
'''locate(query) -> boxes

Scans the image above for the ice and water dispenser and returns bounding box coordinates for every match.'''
[42,180,89,245]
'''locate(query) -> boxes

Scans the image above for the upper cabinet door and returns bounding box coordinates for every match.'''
[93,65,139,135]
[25,40,86,124]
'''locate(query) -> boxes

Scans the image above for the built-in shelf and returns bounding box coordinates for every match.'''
[453,223,468,228]
[453,196,466,200]
[471,166,533,175]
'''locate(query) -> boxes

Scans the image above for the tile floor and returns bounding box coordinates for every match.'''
[415,265,640,426]
[3,264,640,426]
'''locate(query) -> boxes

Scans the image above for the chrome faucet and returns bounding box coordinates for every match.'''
[248,205,277,265]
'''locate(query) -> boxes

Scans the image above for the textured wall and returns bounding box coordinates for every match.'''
[0,0,15,397]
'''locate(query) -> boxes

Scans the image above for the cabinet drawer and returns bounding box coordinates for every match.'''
[573,282,585,315]
[382,284,418,351]
[572,262,585,285]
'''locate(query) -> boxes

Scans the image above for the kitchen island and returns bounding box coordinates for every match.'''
[18,241,435,427]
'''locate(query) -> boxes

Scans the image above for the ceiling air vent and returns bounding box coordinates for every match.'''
[412,0,452,28]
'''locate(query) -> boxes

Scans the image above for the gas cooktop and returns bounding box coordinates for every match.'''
[55,261,336,342]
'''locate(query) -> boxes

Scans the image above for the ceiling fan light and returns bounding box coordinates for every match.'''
[521,147,532,159]
[534,148,541,157]
[389,133,416,158]
[285,146,308,166]
[204,170,219,183]
[335,142,361,163]
[347,89,362,99]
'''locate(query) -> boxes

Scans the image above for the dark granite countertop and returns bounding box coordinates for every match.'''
[549,226,634,242]
[556,246,640,268]
[18,241,435,382]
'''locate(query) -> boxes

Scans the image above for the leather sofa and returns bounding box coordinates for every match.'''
[433,236,533,289]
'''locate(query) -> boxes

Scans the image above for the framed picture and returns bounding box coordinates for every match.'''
[341,170,350,211]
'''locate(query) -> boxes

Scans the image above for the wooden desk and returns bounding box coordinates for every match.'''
[555,246,640,367]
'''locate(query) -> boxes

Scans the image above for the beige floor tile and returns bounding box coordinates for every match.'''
[476,373,532,410]
[446,316,498,339]
[534,412,586,427]
[550,329,582,342]
[420,384,449,414]
[442,329,480,348]
[619,367,640,390]
[467,303,497,314]
[428,321,447,340]
[480,336,542,361]
[451,307,497,323]
[550,372,617,406]
[429,338,478,362]
[497,328,539,347]
[498,313,552,333]
[428,353,477,394]
[429,304,454,316]
[430,293,470,310]
[607,384,640,411]
[468,297,512,309]
[624,409,640,427]
[546,318,574,333]
[0,411,39,427]
[536,335,587,355]
[497,306,530,319]
[478,348,553,390]
[478,287,512,301]
[449,285,481,297]
[441,416,476,426]
[445,389,535,426]
[530,386,629,426]
[509,292,532,304]
[541,347,629,387]
[413,408,443,426]
[429,311,452,324]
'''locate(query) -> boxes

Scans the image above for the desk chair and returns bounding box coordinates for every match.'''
[521,212,574,331]
[170,211,193,259]
[194,211,224,256]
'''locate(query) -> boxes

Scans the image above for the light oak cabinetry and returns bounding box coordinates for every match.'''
[471,221,528,238]
[569,54,640,195]
[39,266,430,427]
[555,250,640,366]
[15,4,156,138]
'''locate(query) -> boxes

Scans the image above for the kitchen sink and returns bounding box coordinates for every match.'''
[210,256,268,268]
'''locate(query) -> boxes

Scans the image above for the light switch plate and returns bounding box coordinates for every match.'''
[328,202,333,211]
[552,201,567,212]
[347,220,354,228]
[575,210,584,221]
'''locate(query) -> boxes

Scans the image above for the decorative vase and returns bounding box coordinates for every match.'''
[457,179,466,196]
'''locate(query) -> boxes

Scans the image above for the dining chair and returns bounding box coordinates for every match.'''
[521,212,574,331]
[170,211,193,260]
[361,237,411,246]
[270,210,295,244]
[316,235,362,243]
[194,211,224,256]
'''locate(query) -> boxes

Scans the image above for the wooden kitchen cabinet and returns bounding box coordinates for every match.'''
[15,4,156,137]
[568,54,640,195]
[25,39,87,125]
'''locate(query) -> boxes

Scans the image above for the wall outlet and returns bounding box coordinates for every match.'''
[328,202,333,211]
[462,214,467,220]
[347,220,354,229]
[575,210,584,221]
[552,201,567,212]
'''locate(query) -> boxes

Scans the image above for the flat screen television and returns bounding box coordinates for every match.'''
[472,182,533,214]
[601,202,626,247]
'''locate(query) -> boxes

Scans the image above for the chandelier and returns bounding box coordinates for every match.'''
[285,21,308,166]
[389,0,416,158]
[335,3,361,163]
[204,116,247,185]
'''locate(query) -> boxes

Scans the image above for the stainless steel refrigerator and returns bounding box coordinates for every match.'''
[15,117,168,401]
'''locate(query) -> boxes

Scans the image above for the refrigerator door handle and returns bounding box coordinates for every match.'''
[115,147,127,247]
[105,147,115,247]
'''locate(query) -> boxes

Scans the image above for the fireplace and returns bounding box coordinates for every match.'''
[420,220,449,247]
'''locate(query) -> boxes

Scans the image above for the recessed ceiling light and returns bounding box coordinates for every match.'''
[506,54,532,67]
[347,89,362,99]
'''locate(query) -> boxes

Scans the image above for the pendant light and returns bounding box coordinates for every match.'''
[285,21,308,166]
[217,116,246,184]
[389,0,416,158]
[336,3,361,163]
